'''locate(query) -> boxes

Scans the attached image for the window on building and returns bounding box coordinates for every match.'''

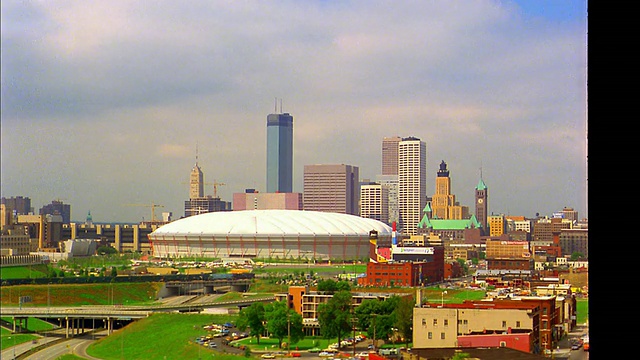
[428,332,432,339]
[542,320,548,329]
[433,319,437,326]
[440,332,445,339]
[502,321,507,328]
[516,321,521,328]
[444,319,448,326]
[458,320,462,325]
[422,319,426,326]
[500,341,506,347]
[542,307,548,315]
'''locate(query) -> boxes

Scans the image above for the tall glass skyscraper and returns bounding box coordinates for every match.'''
[266,112,294,193]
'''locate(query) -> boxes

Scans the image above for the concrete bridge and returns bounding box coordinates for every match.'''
[0,295,275,338]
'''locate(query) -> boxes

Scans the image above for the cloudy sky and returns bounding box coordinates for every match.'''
[1,0,587,224]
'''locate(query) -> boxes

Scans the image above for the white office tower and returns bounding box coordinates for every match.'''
[398,137,426,235]
[360,182,389,224]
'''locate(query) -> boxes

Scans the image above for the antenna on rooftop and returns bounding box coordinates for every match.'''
[280,98,283,113]
[274,97,277,113]
[195,142,199,165]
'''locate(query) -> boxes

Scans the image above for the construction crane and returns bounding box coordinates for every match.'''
[124,203,165,223]
[183,179,226,198]
[211,180,226,198]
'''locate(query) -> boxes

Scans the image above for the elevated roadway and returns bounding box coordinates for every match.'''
[1,295,275,337]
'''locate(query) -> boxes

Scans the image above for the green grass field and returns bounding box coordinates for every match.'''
[1,282,162,307]
[86,313,240,360]
[1,317,55,332]
[0,265,50,279]
[576,298,588,324]
[1,328,38,350]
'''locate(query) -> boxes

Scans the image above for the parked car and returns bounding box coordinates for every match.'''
[319,351,334,357]
[308,347,322,353]
[262,354,276,359]
[288,352,301,357]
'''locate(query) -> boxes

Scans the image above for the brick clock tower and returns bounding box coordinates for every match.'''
[475,176,488,234]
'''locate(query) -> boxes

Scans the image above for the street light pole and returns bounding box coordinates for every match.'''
[351,316,357,357]
[441,290,447,306]
[287,312,291,355]
[371,314,377,353]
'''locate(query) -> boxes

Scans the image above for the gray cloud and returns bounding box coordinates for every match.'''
[1,0,587,223]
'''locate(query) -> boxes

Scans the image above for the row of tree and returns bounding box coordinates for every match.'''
[235,279,414,349]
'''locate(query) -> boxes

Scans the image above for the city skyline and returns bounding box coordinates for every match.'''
[1,1,588,223]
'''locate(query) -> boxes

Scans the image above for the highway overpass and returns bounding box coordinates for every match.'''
[0,295,275,337]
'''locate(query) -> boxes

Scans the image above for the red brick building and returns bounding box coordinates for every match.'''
[361,258,444,287]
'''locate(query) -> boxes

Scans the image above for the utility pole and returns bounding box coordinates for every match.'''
[372,314,377,353]
[351,316,358,357]
[287,311,291,355]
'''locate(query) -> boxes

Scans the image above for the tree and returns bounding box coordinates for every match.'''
[354,297,400,343]
[236,302,266,344]
[317,279,338,293]
[265,301,304,349]
[317,290,353,348]
[97,245,117,255]
[571,252,584,261]
[456,258,469,275]
[451,352,471,360]
[110,266,118,277]
[335,280,351,292]
[393,295,414,346]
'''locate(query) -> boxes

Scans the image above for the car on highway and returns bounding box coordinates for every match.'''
[287,352,301,357]
[319,351,334,357]
[308,347,322,353]
[262,354,276,359]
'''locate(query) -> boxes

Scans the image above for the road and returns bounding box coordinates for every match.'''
[4,321,588,360]
[562,324,589,360]
[0,329,107,360]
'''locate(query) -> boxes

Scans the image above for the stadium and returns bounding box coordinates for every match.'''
[148,209,392,260]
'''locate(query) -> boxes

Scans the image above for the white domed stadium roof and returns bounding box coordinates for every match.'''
[151,209,392,237]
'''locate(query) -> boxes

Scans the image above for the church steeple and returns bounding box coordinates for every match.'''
[85,210,93,226]
[475,166,488,233]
